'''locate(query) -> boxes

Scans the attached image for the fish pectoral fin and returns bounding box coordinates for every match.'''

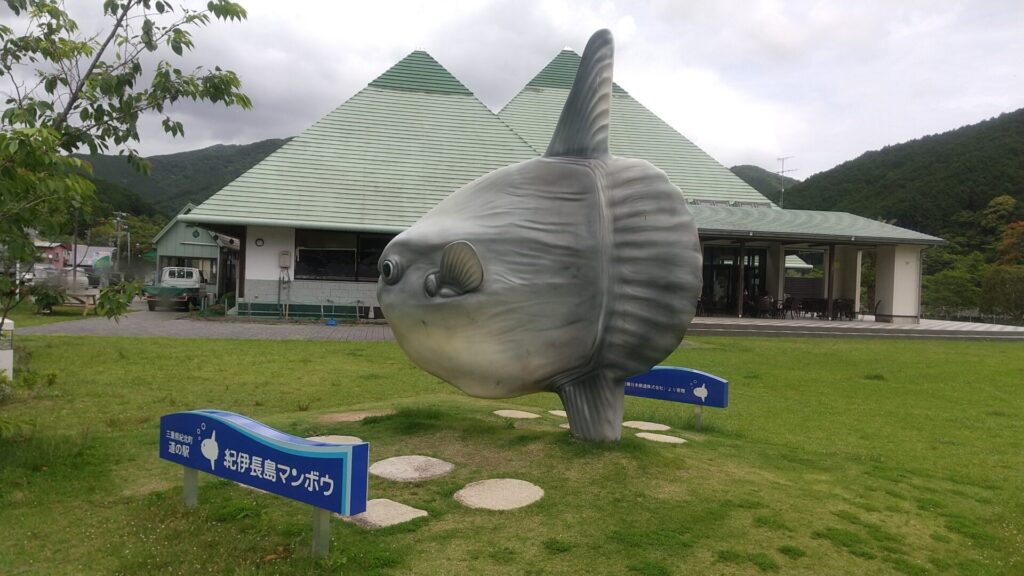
[439,240,483,296]
[544,29,613,159]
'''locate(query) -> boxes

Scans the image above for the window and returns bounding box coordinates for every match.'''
[294,230,394,282]
[356,234,391,281]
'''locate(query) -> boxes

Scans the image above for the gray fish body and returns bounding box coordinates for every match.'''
[377,30,702,441]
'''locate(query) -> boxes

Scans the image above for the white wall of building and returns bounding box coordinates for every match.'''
[240,226,381,311]
[874,244,923,324]
[245,226,295,281]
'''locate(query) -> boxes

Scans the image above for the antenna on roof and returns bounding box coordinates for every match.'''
[776,156,797,208]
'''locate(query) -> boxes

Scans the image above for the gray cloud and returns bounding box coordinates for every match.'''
[6,1,1024,176]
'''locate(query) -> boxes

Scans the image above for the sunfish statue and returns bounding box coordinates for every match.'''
[377,29,702,441]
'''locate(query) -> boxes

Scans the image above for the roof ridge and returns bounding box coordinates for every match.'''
[368,50,473,96]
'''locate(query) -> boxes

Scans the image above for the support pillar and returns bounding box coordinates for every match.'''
[766,243,786,301]
[874,244,923,324]
[736,243,746,317]
[833,245,863,316]
[825,245,835,319]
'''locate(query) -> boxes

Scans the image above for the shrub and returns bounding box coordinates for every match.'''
[981,265,1024,321]
[29,283,66,313]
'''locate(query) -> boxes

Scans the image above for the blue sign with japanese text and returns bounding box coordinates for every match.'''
[159,410,368,516]
[625,367,729,408]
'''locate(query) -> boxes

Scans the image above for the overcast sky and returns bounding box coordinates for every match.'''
[11,0,1024,177]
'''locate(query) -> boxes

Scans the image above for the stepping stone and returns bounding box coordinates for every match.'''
[317,409,394,423]
[493,410,540,419]
[622,420,671,431]
[559,423,571,429]
[548,410,567,417]
[454,479,544,510]
[306,435,363,444]
[636,432,687,444]
[341,498,427,529]
[369,455,454,482]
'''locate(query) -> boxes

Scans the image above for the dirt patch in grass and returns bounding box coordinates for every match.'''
[317,409,395,423]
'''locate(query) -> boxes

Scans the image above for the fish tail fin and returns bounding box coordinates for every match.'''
[556,372,623,441]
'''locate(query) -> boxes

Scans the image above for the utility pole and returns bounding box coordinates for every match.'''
[776,156,797,208]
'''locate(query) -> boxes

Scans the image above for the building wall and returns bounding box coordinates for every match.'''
[874,244,922,323]
[245,226,294,280]
[155,222,220,260]
[241,226,381,308]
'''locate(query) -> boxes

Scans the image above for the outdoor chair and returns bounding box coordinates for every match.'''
[780,297,795,319]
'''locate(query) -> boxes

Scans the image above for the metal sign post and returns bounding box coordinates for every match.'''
[183,467,198,508]
[160,409,369,560]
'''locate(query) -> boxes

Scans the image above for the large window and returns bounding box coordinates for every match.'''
[294,230,394,282]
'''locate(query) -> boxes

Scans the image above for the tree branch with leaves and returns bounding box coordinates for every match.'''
[1,0,251,333]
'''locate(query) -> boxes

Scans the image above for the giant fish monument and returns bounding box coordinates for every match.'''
[377,29,702,442]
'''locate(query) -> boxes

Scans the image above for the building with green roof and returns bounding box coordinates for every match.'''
[185,47,942,323]
[184,51,538,318]
[152,203,239,300]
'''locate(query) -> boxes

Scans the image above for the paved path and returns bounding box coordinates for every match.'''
[20,308,396,341]
[688,315,1024,340]
[20,308,1024,341]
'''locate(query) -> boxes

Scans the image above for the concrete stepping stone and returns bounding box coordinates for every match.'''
[369,455,454,482]
[493,410,540,419]
[548,410,567,417]
[622,420,671,431]
[306,435,363,444]
[341,498,427,529]
[636,432,687,444]
[317,409,394,423]
[455,478,544,510]
[559,423,571,429]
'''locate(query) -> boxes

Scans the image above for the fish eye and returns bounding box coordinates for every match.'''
[380,258,401,285]
[424,273,439,297]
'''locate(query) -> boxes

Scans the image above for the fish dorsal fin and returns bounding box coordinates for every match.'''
[439,241,483,296]
[545,29,614,159]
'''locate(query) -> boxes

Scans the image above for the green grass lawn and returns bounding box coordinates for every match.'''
[1,335,1022,575]
[2,303,102,328]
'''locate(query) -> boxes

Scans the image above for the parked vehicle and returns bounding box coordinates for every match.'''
[144,267,208,311]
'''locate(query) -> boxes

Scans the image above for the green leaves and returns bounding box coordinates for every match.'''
[206,0,247,21]
[981,265,1024,321]
[1,0,250,324]
[96,280,143,322]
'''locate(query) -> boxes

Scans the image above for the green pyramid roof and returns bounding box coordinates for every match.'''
[499,50,772,206]
[185,51,537,232]
[368,51,472,95]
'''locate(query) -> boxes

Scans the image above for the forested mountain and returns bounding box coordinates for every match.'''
[79,138,289,215]
[780,108,1024,319]
[783,109,1024,240]
[91,179,160,217]
[729,164,800,204]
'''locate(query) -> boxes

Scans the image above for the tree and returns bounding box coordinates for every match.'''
[1,0,251,330]
[981,265,1024,322]
[922,253,987,314]
[979,195,1017,232]
[997,221,1024,265]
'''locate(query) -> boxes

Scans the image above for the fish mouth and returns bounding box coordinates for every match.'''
[423,241,483,299]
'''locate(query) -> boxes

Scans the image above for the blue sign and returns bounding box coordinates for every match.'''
[160,410,368,515]
[625,367,729,408]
